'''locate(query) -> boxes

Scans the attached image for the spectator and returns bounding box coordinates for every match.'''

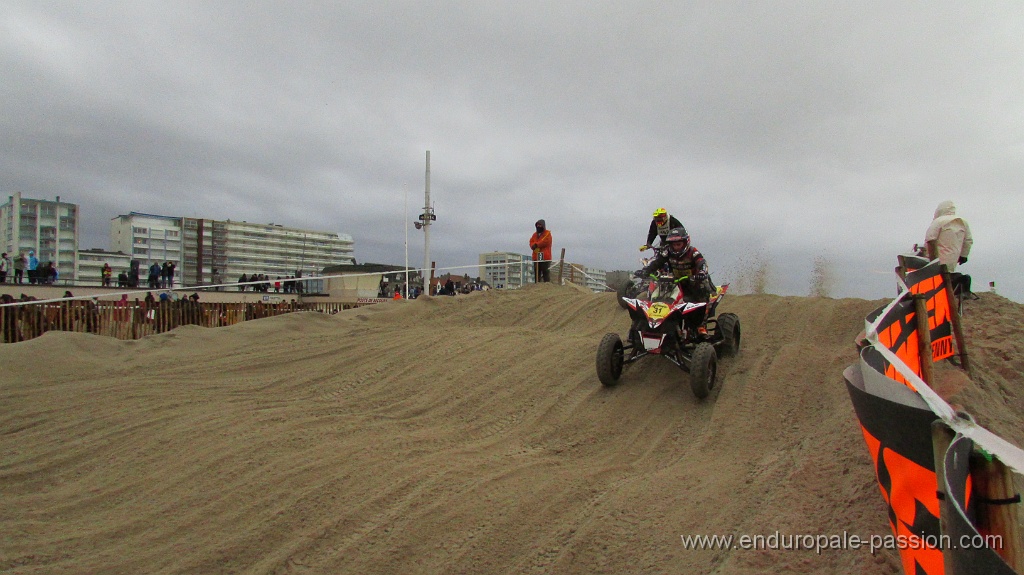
[0,252,9,283]
[148,262,161,289]
[129,260,141,288]
[529,219,553,283]
[167,261,176,288]
[101,263,112,287]
[925,200,974,296]
[239,273,248,292]
[12,252,24,284]
[925,200,973,272]
[27,250,38,284]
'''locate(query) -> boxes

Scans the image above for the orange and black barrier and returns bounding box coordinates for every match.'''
[846,258,1023,575]
[846,353,944,575]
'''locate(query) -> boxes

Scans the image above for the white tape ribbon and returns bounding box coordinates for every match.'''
[864,298,1024,475]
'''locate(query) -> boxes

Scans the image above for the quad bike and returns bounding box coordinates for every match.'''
[616,245,668,309]
[616,255,656,309]
[597,273,740,399]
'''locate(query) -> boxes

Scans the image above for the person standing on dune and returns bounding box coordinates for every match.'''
[924,200,974,296]
[530,219,553,283]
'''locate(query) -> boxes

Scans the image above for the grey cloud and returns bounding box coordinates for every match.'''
[2,1,1022,300]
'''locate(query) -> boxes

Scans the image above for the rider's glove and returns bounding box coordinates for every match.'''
[694,271,708,282]
[639,244,649,251]
[958,256,968,265]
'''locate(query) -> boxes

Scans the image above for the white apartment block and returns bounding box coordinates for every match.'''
[182,218,355,287]
[479,251,535,289]
[111,212,184,279]
[564,262,610,292]
[112,213,354,288]
[76,248,132,286]
[0,193,81,282]
[584,267,609,292]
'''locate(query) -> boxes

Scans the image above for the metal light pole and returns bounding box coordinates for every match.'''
[423,151,431,294]
[404,184,409,298]
[415,150,435,295]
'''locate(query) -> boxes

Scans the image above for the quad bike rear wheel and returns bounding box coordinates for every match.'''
[690,342,717,399]
[596,333,625,386]
[716,313,741,357]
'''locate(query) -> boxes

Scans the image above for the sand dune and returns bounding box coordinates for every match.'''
[2,284,1020,574]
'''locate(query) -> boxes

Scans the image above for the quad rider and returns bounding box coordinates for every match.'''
[640,208,684,251]
[635,227,714,336]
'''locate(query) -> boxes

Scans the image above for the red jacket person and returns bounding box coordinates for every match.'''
[530,219,553,283]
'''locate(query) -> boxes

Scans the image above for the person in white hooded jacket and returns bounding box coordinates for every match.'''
[924,200,973,272]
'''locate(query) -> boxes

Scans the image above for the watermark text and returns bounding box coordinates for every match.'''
[680,531,1003,555]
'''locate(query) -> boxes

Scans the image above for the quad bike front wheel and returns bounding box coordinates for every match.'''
[690,342,718,399]
[716,313,741,357]
[596,333,625,386]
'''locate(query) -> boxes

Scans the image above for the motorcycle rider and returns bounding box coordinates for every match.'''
[635,227,713,335]
[640,208,684,251]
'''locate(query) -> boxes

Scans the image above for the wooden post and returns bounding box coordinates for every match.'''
[912,294,934,386]
[931,421,956,566]
[132,300,140,340]
[940,265,971,375]
[555,248,566,285]
[896,255,909,284]
[970,453,1023,570]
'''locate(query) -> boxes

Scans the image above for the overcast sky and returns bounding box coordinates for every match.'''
[2,1,1022,301]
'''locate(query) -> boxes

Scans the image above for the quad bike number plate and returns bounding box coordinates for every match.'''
[647,302,670,320]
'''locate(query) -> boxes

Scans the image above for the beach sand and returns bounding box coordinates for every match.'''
[1,284,1020,574]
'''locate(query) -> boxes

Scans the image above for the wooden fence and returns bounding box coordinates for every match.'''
[0,299,359,344]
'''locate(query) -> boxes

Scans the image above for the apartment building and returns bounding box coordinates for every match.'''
[110,212,184,283]
[479,251,535,289]
[112,213,355,288]
[76,248,132,286]
[0,193,80,281]
[583,266,609,292]
[182,218,355,287]
[564,263,610,292]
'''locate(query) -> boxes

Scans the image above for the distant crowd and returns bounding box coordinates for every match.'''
[0,250,60,285]
[236,273,307,294]
[377,277,489,300]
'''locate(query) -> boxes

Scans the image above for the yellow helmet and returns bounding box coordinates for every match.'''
[652,208,667,218]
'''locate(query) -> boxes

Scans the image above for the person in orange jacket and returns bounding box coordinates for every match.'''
[529,219,553,283]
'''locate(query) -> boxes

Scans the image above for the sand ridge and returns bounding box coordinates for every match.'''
[2,284,1020,574]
